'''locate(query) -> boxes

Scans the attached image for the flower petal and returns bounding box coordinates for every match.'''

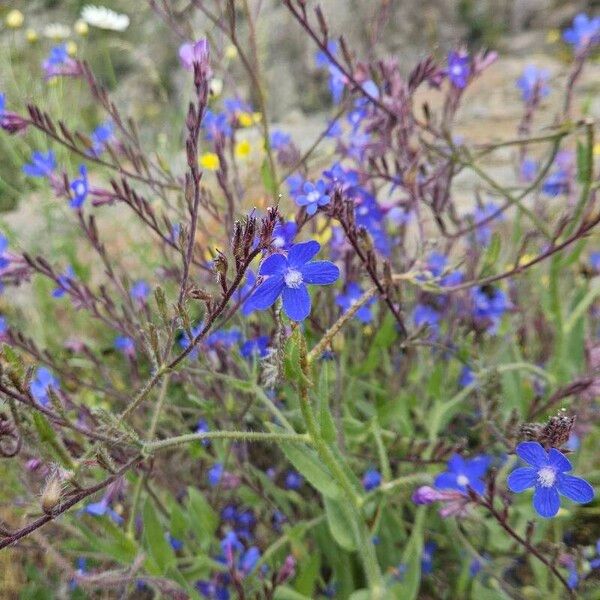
[447,454,466,474]
[259,253,287,276]
[287,241,321,268]
[300,261,340,285]
[533,485,560,518]
[466,455,491,478]
[547,448,572,473]
[516,441,547,468]
[433,472,462,492]
[282,284,311,321]
[244,276,284,312]
[557,474,595,504]
[507,467,537,493]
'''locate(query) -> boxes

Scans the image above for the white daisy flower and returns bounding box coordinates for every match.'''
[81,5,130,32]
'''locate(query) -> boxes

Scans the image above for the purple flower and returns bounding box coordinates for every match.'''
[362,469,382,491]
[244,241,340,321]
[179,39,210,71]
[296,180,330,216]
[284,470,303,490]
[507,441,594,518]
[42,44,82,80]
[70,165,88,208]
[0,93,28,134]
[240,336,270,359]
[562,13,600,52]
[516,65,550,103]
[336,282,374,323]
[434,454,491,495]
[23,151,56,178]
[447,51,471,89]
[30,367,60,406]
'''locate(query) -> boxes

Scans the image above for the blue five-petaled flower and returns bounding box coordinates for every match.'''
[295,180,330,216]
[70,165,88,208]
[434,453,491,495]
[244,241,339,321]
[507,441,594,518]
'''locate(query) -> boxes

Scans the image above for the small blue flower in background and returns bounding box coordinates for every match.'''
[244,241,340,321]
[469,557,483,578]
[296,180,330,216]
[362,469,382,491]
[238,546,261,575]
[336,282,375,323]
[0,235,10,269]
[240,336,270,359]
[516,65,550,103]
[590,252,600,272]
[131,280,151,303]
[202,109,232,140]
[507,441,594,518]
[196,418,211,447]
[272,221,297,251]
[520,158,538,182]
[30,367,60,406]
[473,203,501,245]
[459,365,475,388]
[0,316,8,339]
[323,162,360,194]
[83,497,123,524]
[284,470,303,490]
[70,165,88,208]
[168,533,184,551]
[52,265,75,298]
[315,41,346,103]
[208,463,224,487]
[413,304,440,334]
[447,51,470,89]
[270,130,291,150]
[435,454,491,495]
[23,150,56,178]
[286,173,305,198]
[543,168,569,197]
[114,336,135,357]
[421,541,437,575]
[90,121,114,155]
[562,13,600,52]
[472,285,509,332]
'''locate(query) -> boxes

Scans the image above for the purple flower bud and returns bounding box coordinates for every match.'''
[412,485,443,505]
[179,39,211,73]
[276,555,296,585]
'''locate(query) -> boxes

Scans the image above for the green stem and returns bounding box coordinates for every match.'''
[144,430,310,452]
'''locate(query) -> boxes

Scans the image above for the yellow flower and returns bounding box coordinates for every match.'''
[66,41,78,56]
[235,139,252,159]
[517,254,536,267]
[252,112,262,124]
[74,19,89,36]
[5,9,24,29]
[593,142,600,157]
[546,29,560,44]
[26,28,38,43]
[314,216,332,245]
[238,112,254,128]
[224,44,238,60]
[199,152,220,171]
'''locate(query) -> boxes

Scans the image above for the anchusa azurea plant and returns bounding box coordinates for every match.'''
[0,4,599,599]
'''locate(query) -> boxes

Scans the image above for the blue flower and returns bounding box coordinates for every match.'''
[90,121,114,155]
[240,336,270,359]
[296,180,330,216]
[168,533,184,551]
[473,203,501,245]
[23,150,56,178]
[459,366,475,388]
[284,470,303,490]
[520,158,538,182]
[82,498,123,524]
[590,252,600,272]
[0,235,10,269]
[202,109,232,140]
[52,266,75,298]
[70,165,88,208]
[323,162,360,193]
[30,367,60,406]
[336,282,374,323]
[472,286,509,332]
[114,336,135,357]
[562,13,600,52]
[543,168,569,196]
[413,304,440,333]
[434,454,491,495]
[315,41,346,103]
[362,469,382,491]
[272,221,297,251]
[244,241,340,321]
[286,173,305,197]
[507,441,594,518]
[208,463,224,487]
[270,130,291,150]
[196,419,211,447]
[516,65,550,103]
[447,51,470,89]
[131,280,151,302]
[238,546,261,575]
[421,541,437,575]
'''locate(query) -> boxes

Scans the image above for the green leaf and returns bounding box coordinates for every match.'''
[142,498,175,574]
[274,587,313,600]
[324,496,357,551]
[280,442,340,499]
[78,520,138,565]
[294,549,320,596]
[261,158,277,196]
[576,140,590,184]
[358,313,398,375]
[187,487,219,542]
[480,232,501,277]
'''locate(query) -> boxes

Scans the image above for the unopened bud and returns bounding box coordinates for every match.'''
[41,476,62,514]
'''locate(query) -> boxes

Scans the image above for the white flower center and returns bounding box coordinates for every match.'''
[456,474,469,487]
[284,268,303,289]
[451,65,463,75]
[75,183,85,195]
[537,466,557,488]
[306,190,320,204]
[273,236,284,248]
